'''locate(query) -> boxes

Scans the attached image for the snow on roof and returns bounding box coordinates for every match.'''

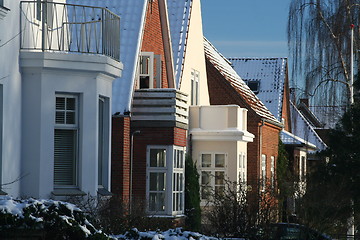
[228,57,287,122]
[281,130,317,150]
[290,101,327,151]
[203,38,280,124]
[66,0,147,114]
[167,0,192,89]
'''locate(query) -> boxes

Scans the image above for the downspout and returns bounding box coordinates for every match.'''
[158,0,175,88]
[259,119,265,180]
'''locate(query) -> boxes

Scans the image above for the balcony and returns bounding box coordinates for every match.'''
[132,89,188,129]
[20,1,120,60]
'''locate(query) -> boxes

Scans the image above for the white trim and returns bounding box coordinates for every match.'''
[138,52,154,89]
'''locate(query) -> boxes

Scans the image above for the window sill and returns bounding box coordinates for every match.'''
[97,187,112,196]
[52,188,86,196]
[0,6,10,20]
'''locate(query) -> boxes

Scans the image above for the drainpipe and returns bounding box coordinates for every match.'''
[130,130,141,213]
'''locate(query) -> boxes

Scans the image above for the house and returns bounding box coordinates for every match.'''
[0,0,123,198]
[204,39,282,192]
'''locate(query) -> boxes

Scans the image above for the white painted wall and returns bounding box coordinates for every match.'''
[0,0,22,197]
[179,0,209,106]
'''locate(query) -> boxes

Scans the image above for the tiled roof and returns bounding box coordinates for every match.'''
[204,38,280,124]
[290,101,327,151]
[280,130,317,150]
[66,0,147,114]
[228,57,287,121]
[167,0,192,89]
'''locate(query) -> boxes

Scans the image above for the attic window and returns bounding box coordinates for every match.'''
[246,80,260,94]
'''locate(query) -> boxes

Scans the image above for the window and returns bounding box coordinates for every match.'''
[190,69,199,105]
[147,146,185,215]
[138,52,162,89]
[270,156,275,187]
[238,152,246,183]
[300,156,306,181]
[200,153,226,200]
[54,95,78,187]
[35,0,53,24]
[98,97,109,188]
[261,154,266,191]
[246,80,260,94]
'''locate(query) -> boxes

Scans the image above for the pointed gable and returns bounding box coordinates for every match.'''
[228,57,287,122]
[66,0,148,114]
[167,0,192,88]
[204,38,279,124]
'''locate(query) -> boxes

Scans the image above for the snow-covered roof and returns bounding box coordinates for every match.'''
[290,101,327,151]
[203,38,280,124]
[66,0,147,114]
[281,130,317,150]
[228,57,287,122]
[167,0,192,89]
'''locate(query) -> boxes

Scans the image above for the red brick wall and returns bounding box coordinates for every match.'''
[282,72,291,132]
[111,116,131,199]
[141,0,168,88]
[131,126,187,201]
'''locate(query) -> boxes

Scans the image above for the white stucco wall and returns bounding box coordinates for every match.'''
[20,52,121,199]
[0,0,22,197]
[179,0,209,105]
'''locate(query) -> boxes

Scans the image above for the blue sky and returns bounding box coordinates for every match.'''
[201,0,290,58]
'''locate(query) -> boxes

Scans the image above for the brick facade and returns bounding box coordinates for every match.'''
[141,0,168,88]
[206,58,281,186]
[111,116,131,199]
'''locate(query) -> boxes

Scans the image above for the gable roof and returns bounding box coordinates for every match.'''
[66,0,148,114]
[281,130,317,150]
[166,0,192,89]
[228,57,287,122]
[204,38,280,125]
[290,101,327,151]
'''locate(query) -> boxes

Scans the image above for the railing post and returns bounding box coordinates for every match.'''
[41,1,46,51]
[101,9,105,55]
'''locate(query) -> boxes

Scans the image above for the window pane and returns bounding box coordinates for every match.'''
[201,171,210,185]
[201,154,211,167]
[149,193,165,212]
[54,129,76,186]
[215,171,224,185]
[201,186,211,200]
[215,154,225,167]
[215,185,225,196]
[140,76,150,89]
[56,97,65,110]
[150,149,166,167]
[140,56,150,74]
[66,112,75,124]
[55,111,65,124]
[66,98,76,110]
[149,172,165,191]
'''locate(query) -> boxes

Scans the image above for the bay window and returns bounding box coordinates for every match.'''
[147,145,185,215]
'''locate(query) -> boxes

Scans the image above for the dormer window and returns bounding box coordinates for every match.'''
[246,80,260,94]
[138,52,162,89]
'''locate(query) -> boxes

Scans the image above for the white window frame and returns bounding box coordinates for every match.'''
[238,152,247,184]
[138,52,154,89]
[199,152,227,201]
[146,145,185,216]
[98,96,110,190]
[190,69,199,105]
[261,154,266,191]
[270,156,275,188]
[54,94,79,188]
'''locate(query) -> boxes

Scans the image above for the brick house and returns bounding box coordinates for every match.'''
[204,39,283,192]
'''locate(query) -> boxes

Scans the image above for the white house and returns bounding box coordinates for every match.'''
[0,0,122,199]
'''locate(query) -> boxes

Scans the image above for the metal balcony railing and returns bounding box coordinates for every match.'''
[20,1,120,60]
